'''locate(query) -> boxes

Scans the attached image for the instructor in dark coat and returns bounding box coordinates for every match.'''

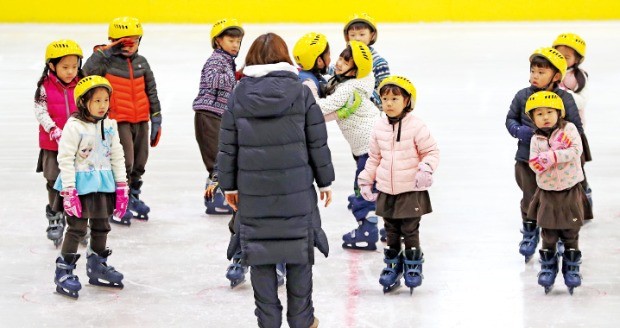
[217,32,334,328]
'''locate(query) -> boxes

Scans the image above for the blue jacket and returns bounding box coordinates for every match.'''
[218,69,335,266]
[505,86,584,162]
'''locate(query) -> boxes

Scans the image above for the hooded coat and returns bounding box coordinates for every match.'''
[217,63,335,266]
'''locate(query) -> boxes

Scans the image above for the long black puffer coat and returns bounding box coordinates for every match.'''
[218,69,335,266]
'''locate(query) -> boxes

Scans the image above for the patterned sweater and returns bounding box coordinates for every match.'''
[316,74,378,156]
[529,122,584,191]
[369,46,390,108]
[192,49,237,116]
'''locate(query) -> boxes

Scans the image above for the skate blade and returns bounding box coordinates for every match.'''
[382,281,401,294]
[53,238,63,248]
[88,278,124,289]
[131,212,149,221]
[230,278,245,289]
[55,286,79,299]
[544,286,553,294]
[109,217,131,226]
[342,242,377,251]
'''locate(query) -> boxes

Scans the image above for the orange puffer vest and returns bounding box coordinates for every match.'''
[105,59,150,123]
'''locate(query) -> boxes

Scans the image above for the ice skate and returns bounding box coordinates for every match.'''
[86,248,124,288]
[204,180,234,215]
[54,253,81,299]
[346,193,356,210]
[276,262,286,287]
[342,216,379,251]
[379,248,403,293]
[562,249,582,295]
[129,180,150,220]
[556,239,565,256]
[226,251,247,288]
[45,205,65,248]
[519,221,539,263]
[109,210,132,226]
[537,249,559,294]
[379,228,386,242]
[403,248,424,295]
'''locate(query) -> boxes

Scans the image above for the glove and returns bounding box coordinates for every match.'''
[150,113,162,147]
[113,182,129,218]
[550,131,572,150]
[415,163,433,189]
[514,125,534,142]
[49,127,62,143]
[529,151,557,173]
[204,181,218,200]
[60,187,82,218]
[93,38,134,53]
[336,90,362,120]
[360,185,378,202]
[235,70,244,81]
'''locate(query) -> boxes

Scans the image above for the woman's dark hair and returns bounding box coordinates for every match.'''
[34,57,84,101]
[530,56,561,87]
[245,33,293,66]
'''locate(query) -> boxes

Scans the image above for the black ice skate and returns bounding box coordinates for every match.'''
[86,248,124,289]
[46,205,65,248]
[54,253,81,299]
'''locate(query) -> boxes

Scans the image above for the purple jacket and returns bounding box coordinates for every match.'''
[192,49,236,116]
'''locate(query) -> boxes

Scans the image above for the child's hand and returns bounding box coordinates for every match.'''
[204,181,218,199]
[113,182,129,218]
[225,193,238,211]
[49,127,62,143]
[415,163,434,189]
[515,125,534,142]
[150,113,162,147]
[360,185,377,202]
[336,90,362,120]
[550,131,572,150]
[529,151,557,173]
[320,189,332,207]
[60,187,82,218]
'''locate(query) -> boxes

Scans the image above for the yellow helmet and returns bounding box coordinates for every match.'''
[74,75,113,105]
[45,39,83,63]
[293,32,328,70]
[378,75,417,104]
[210,18,244,49]
[108,17,143,40]
[349,41,373,79]
[529,47,567,80]
[344,13,378,45]
[552,33,586,63]
[525,91,565,118]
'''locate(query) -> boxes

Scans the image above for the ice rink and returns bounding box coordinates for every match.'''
[1,21,619,327]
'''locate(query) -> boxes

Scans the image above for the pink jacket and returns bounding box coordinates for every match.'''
[35,74,78,151]
[358,113,440,195]
[529,122,584,191]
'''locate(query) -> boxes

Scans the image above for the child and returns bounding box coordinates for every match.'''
[552,33,594,207]
[505,47,590,263]
[83,16,161,225]
[217,33,332,328]
[293,32,331,97]
[343,13,390,108]
[358,76,439,294]
[194,18,244,215]
[307,41,380,251]
[52,76,128,299]
[525,91,586,294]
[34,39,84,247]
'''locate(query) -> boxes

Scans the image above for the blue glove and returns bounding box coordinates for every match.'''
[513,125,533,142]
[150,113,162,147]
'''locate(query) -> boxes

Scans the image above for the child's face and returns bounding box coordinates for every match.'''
[87,88,110,118]
[381,91,408,118]
[531,107,559,129]
[335,56,355,76]
[49,55,79,84]
[530,65,560,90]
[347,27,374,46]
[555,45,577,68]
[120,36,141,56]
[216,35,242,56]
[317,49,331,72]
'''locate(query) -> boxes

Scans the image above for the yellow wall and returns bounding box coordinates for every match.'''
[2,0,619,22]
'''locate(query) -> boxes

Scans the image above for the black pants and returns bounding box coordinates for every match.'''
[118,121,149,185]
[383,217,421,250]
[250,263,314,328]
[61,216,111,255]
[514,161,537,222]
[194,111,221,179]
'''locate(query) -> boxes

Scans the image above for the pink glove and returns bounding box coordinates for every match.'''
[60,187,82,218]
[49,127,62,143]
[550,131,572,151]
[529,151,557,173]
[114,182,129,218]
[415,163,433,189]
[360,185,378,202]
